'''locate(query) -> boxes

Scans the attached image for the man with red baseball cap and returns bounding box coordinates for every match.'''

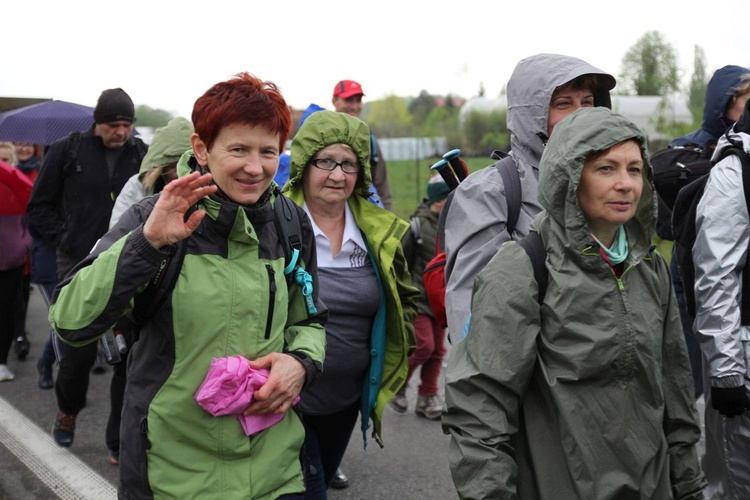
[332,80,392,210]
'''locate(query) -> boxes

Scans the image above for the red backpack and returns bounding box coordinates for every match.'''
[422,231,450,328]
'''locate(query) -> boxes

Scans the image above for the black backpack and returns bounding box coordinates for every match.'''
[100,188,310,363]
[651,144,714,240]
[671,144,750,318]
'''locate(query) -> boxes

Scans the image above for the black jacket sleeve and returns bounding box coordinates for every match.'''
[27,140,68,246]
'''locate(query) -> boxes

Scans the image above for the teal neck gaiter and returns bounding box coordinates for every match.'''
[593,226,628,265]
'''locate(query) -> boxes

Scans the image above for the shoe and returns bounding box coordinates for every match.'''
[389,390,408,413]
[14,335,30,361]
[52,411,76,447]
[92,349,107,374]
[0,364,15,382]
[37,358,54,390]
[108,449,120,466]
[330,468,349,489]
[415,395,443,420]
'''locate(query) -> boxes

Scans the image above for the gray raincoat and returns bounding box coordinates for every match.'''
[444,53,615,338]
[442,107,706,499]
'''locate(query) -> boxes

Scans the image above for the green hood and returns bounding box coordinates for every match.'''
[538,106,655,255]
[284,110,374,199]
[139,117,194,177]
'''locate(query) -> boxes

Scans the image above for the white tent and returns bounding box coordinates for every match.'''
[459,94,693,141]
[611,95,692,140]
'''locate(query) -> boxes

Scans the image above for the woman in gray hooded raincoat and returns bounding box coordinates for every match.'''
[442,107,706,500]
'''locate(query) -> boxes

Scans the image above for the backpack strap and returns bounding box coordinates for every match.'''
[434,191,454,254]
[273,191,302,275]
[370,134,379,165]
[497,156,545,302]
[273,190,317,315]
[495,157,522,238]
[517,231,548,304]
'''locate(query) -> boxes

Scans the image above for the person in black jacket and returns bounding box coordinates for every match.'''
[26,88,147,448]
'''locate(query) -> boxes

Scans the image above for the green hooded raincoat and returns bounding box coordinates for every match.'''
[442,108,706,499]
[50,150,327,499]
[283,110,418,447]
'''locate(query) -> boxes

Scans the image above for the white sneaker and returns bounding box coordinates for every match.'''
[416,395,442,420]
[0,364,15,382]
[389,390,408,413]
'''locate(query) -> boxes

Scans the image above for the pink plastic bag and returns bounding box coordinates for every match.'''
[194,355,299,436]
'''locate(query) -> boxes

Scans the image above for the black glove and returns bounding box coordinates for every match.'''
[711,386,749,418]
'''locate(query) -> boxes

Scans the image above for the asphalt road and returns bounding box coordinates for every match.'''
[0,285,458,500]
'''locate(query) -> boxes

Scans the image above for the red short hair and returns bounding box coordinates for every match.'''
[191,72,292,151]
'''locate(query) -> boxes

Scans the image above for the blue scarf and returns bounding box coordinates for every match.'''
[593,226,628,265]
[16,157,39,175]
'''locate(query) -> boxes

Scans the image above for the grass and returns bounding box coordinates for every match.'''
[387,156,673,264]
[388,157,490,220]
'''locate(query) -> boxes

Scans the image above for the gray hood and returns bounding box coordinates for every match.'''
[507,53,616,169]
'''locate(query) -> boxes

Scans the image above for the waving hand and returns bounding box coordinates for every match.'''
[143,172,218,249]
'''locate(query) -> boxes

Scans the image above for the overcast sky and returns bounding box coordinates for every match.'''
[5,0,747,119]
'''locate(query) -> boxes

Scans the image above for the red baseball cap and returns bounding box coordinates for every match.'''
[333,80,365,99]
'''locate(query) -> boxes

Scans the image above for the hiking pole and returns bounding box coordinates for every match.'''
[431,158,460,190]
[443,149,469,183]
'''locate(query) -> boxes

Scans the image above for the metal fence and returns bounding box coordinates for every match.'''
[378,137,447,161]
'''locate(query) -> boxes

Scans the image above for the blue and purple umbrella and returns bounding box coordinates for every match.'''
[0,100,94,145]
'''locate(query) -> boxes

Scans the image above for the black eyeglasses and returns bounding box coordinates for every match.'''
[310,158,361,174]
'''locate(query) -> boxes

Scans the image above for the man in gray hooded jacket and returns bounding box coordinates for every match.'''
[443,53,616,339]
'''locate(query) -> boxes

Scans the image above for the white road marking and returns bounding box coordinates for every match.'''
[0,396,116,499]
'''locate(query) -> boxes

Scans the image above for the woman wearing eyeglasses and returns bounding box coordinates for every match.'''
[283,110,419,499]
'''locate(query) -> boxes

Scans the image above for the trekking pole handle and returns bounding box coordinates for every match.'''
[431,159,459,190]
[443,149,468,182]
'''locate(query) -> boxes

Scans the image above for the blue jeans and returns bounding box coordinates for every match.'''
[302,402,359,500]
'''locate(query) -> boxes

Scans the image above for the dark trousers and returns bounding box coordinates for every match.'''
[13,274,30,338]
[35,283,58,369]
[54,252,97,415]
[671,257,703,398]
[55,341,97,414]
[0,266,24,364]
[51,251,125,451]
[106,357,127,452]
[302,402,359,500]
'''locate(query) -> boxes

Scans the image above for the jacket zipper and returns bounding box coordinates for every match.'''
[264,265,277,339]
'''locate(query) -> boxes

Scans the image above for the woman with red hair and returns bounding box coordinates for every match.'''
[50,73,327,499]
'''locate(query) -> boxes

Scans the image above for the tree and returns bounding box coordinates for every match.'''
[422,105,461,147]
[364,95,413,137]
[134,105,174,127]
[620,31,680,96]
[409,90,437,129]
[460,109,508,156]
[687,45,708,124]
[651,98,695,149]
